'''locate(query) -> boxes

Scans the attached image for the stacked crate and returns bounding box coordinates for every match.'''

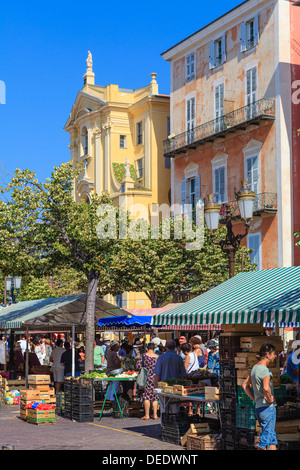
[161,409,191,446]
[219,324,267,450]
[19,389,41,421]
[64,377,94,422]
[1,378,26,404]
[20,375,56,423]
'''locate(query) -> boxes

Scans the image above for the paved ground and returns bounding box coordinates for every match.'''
[0,404,182,451]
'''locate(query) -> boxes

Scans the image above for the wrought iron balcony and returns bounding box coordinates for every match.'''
[163,99,275,157]
[219,192,277,222]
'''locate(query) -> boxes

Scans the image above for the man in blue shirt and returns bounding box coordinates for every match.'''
[154,339,186,386]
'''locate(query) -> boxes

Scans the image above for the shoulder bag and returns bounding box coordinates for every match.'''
[136,354,149,390]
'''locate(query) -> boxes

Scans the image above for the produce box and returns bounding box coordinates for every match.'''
[163,386,173,394]
[29,384,52,392]
[158,382,168,390]
[240,336,283,352]
[28,374,51,385]
[27,408,55,424]
[187,434,222,450]
[205,387,219,400]
[172,385,205,396]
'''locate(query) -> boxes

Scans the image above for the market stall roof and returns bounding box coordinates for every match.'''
[0,294,128,331]
[98,315,153,329]
[151,267,300,327]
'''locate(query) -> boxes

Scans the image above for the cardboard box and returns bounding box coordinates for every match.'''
[27,408,55,424]
[205,387,220,400]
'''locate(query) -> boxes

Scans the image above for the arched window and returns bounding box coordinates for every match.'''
[81,126,88,156]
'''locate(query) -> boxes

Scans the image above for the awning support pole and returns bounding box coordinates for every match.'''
[25,327,29,388]
[72,325,75,377]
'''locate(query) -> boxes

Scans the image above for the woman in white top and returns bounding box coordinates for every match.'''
[181,343,199,374]
[181,343,200,416]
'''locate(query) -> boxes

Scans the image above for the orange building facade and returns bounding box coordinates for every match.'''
[162,0,300,270]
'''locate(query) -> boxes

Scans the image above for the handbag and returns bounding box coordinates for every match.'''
[136,354,149,390]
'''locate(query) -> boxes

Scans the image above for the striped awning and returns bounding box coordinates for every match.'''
[151,267,300,326]
[160,324,221,331]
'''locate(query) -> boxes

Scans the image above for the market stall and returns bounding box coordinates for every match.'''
[151,267,300,450]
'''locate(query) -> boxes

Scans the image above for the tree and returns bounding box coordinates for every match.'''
[110,222,255,307]
[0,161,126,372]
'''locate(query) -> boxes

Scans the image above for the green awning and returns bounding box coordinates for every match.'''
[151,267,300,326]
[0,294,128,330]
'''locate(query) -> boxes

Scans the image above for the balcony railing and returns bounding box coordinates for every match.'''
[219,192,277,221]
[163,99,275,157]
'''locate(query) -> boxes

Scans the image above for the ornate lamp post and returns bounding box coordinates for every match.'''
[5,276,22,304]
[204,180,256,278]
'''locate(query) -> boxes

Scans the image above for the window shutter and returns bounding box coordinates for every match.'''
[195,174,201,203]
[209,41,215,69]
[181,179,187,214]
[221,34,226,64]
[214,168,220,202]
[219,167,225,201]
[254,14,259,46]
[241,22,247,52]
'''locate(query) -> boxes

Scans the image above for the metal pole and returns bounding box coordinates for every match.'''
[72,325,75,377]
[25,327,29,388]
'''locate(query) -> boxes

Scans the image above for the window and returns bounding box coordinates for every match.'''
[81,127,88,156]
[116,294,123,308]
[214,166,226,204]
[248,232,261,270]
[209,35,226,69]
[136,158,144,181]
[136,122,143,145]
[181,174,200,221]
[167,116,171,136]
[186,53,195,82]
[165,157,171,169]
[186,97,195,144]
[120,135,126,148]
[246,67,257,119]
[241,15,259,52]
[214,83,225,133]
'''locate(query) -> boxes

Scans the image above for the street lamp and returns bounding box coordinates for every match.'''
[5,276,22,304]
[204,180,256,279]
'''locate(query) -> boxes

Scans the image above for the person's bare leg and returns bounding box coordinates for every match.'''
[152,400,158,419]
[141,400,150,419]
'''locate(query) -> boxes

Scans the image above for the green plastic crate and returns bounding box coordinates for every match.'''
[236,404,256,430]
[237,386,255,405]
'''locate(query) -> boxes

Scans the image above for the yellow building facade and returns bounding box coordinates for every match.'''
[64,52,170,309]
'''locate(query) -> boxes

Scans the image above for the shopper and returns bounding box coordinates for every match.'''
[136,342,159,420]
[94,340,105,369]
[242,343,278,451]
[181,343,200,374]
[43,337,52,366]
[106,341,122,401]
[190,336,206,368]
[50,339,65,392]
[178,335,187,360]
[206,339,220,375]
[121,344,137,402]
[60,341,82,378]
[154,339,186,386]
[286,343,300,382]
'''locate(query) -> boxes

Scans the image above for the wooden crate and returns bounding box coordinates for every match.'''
[181,423,210,447]
[205,387,219,400]
[187,434,221,450]
[20,389,41,401]
[29,384,52,392]
[28,375,51,385]
[19,409,28,421]
[222,324,265,334]
[240,336,283,352]
[256,419,300,434]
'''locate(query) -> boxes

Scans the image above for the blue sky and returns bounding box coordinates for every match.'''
[0,0,244,184]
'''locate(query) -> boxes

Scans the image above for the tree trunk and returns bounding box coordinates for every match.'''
[85,273,98,374]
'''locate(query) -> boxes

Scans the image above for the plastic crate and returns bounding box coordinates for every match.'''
[278,440,300,451]
[220,377,238,396]
[237,386,255,405]
[220,409,236,428]
[219,336,242,361]
[161,428,182,446]
[221,425,237,446]
[71,411,94,423]
[223,441,235,451]
[219,393,236,411]
[235,429,256,448]
[276,403,300,421]
[219,361,237,379]
[235,404,256,430]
